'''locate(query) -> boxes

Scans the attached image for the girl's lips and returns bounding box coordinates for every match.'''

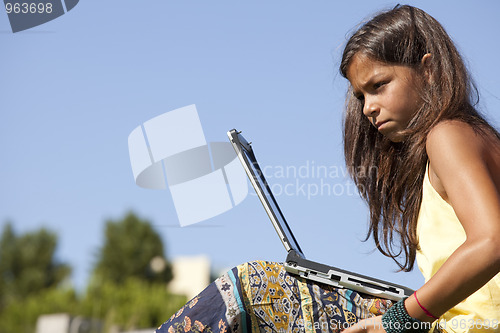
[375,120,388,129]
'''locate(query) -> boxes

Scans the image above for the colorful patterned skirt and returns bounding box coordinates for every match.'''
[156,261,392,333]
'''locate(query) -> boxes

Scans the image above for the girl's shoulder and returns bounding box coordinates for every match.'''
[425,119,500,203]
[426,120,500,201]
[426,119,499,160]
[424,120,500,244]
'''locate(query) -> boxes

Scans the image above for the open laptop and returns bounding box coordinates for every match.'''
[227,129,413,301]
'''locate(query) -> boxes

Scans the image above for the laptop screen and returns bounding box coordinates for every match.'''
[230,130,304,257]
[228,130,413,301]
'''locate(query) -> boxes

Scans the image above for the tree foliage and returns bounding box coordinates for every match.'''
[93,212,173,285]
[80,277,186,332]
[0,223,73,333]
[85,212,180,331]
[0,213,180,333]
[0,223,71,304]
[0,287,79,333]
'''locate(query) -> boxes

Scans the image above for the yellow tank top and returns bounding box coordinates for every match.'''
[416,165,500,333]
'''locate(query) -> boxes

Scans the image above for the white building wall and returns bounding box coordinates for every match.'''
[168,255,211,300]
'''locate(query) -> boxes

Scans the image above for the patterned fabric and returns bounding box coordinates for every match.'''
[156,261,393,333]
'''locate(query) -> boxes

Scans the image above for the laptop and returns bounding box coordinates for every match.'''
[227,129,413,301]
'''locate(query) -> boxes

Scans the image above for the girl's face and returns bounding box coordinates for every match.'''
[346,53,423,142]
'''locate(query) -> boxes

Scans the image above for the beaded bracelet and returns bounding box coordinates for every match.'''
[381,297,430,333]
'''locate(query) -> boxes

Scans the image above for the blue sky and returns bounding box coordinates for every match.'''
[1,0,499,292]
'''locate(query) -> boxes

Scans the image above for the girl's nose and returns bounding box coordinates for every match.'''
[363,99,379,117]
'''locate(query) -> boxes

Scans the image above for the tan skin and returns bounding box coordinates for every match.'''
[344,53,500,332]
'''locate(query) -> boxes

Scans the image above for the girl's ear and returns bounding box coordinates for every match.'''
[421,53,432,83]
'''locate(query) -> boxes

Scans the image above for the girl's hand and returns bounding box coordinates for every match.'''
[343,316,386,333]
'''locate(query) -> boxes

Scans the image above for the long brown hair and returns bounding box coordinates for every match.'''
[339,5,499,271]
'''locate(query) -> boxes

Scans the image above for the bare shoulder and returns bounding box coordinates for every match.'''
[426,120,500,201]
[426,120,500,200]
[426,120,498,161]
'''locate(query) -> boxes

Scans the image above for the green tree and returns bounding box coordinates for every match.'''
[0,287,79,333]
[0,214,181,333]
[85,212,179,331]
[80,277,186,332]
[93,212,172,285]
[0,223,71,304]
[0,223,74,333]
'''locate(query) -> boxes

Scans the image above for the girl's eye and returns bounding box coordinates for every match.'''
[374,81,387,90]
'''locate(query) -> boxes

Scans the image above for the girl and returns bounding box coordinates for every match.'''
[340,4,500,333]
[156,5,500,333]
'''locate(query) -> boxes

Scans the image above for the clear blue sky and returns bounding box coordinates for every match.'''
[1,0,499,292]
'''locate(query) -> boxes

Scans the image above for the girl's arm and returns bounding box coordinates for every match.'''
[404,120,500,320]
[345,120,500,333]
